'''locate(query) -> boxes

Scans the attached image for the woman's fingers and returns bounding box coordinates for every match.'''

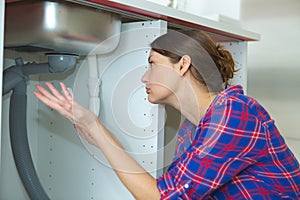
[35,82,97,129]
[34,82,99,146]
[35,83,61,104]
[33,90,61,111]
[34,90,75,121]
[49,82,75,112]
[34,83,75,120]
[60,82,73,102]
[35,82,71,110]
[45,82,66,102]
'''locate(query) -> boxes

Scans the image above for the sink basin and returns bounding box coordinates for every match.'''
[4,1,121,55]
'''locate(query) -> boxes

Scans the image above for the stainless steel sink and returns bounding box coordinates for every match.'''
[4,1,121,55]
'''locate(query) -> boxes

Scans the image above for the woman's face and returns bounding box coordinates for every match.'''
[141,50,181,104]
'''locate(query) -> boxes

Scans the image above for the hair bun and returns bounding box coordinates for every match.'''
[216,45,235,88]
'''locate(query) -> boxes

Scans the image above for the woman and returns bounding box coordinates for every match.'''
[34,30,300,199]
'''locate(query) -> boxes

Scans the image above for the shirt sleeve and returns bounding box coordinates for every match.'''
[157,98,268,199]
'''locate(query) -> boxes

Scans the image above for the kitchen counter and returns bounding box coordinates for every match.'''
[72,0,259,42]
[5,0,259,41]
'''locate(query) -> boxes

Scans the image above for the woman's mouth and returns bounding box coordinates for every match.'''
[145,87,150,94]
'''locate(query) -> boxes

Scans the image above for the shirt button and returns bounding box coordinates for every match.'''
[184,183,189,189]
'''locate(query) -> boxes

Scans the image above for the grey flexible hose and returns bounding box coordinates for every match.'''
[9,80,49,200]
[3,56,77,199]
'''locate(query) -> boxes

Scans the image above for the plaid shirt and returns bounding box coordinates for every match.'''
[157,85,300,199]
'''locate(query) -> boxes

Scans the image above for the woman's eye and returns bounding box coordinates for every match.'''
[148,61,153,68]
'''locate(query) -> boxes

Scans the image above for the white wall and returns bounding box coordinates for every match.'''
[185,0,240,20]
[147,0,241,20]
[240,0,300,160]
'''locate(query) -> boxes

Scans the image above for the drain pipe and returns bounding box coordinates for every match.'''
[3,54,78,200]
[9,79,49,200]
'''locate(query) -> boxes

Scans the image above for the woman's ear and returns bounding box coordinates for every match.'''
[179,55,191,76]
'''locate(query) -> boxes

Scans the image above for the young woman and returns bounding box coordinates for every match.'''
[34,30,300,199]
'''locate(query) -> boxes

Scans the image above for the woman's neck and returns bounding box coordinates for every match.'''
[167,80,216,126]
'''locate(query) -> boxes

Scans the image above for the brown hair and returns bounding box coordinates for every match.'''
[151,30,236,93]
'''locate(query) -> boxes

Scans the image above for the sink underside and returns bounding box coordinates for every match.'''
[5,1,121,55]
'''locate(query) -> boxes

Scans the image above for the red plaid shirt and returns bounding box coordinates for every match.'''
[157,85,300,199]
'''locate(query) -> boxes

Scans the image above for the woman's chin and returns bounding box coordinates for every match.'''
[147,97,157,104]
[147,95,159,104]
[147,96,166,105]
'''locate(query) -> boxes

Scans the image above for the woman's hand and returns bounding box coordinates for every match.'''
[34,82,160,199]
[34,82,99,146]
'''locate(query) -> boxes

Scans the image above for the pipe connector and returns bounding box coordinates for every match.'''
[3,54,79,95]
[47,53,79,73]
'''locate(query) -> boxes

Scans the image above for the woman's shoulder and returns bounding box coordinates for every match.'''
[206,85,272,121]
[214,85,250,105]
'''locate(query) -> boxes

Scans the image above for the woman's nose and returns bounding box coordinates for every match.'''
[141,68,150,83]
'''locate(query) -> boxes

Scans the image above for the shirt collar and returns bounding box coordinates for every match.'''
[222,85,244,95]
[211,85,244,107]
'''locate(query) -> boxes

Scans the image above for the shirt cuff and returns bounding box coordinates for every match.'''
[157,173,192,200]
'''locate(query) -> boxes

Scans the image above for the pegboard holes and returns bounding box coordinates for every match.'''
[91,182,95,186]
[142,144,155,149]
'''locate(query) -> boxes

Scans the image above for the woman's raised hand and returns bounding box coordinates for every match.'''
[34,82,160,199]
[34,82,99,146]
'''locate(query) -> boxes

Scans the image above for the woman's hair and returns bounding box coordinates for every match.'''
[150,30,236,93]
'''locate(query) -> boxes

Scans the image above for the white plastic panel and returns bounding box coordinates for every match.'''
[37,20,167,200]
[74,19,167,174]
[36,71,98,200]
